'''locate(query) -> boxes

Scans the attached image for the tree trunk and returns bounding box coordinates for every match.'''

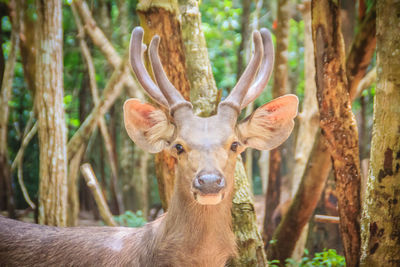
[133,148,150,218]
[267,132,332,262]
[360,1,400,265]
[241,0,263,186]
[0,0,19,218]
[340,0,356,54]
[286,1,320,260]
[119,128,136,211]
[263,0,291,245]
[267,1,376,261]
[137,0,191,210]
[237,0,252,80]
[229,157,267,266]
[67,145,86,226]
[312,1,362,265]
[346,3,376,99]
[290,0,319,203]
[19,1,36,95]
[179,0,218,117]
[35,0,68,226]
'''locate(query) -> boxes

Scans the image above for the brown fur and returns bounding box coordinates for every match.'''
[0,185,235,267]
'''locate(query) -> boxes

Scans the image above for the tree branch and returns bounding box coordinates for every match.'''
[72,0,144,100]
[80,163,117,227]
[71,3,124,213]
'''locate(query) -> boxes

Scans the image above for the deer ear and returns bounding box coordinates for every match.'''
[123,99,175,153]
[238,94,299,151]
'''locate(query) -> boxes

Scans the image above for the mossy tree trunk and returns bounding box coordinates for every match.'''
[35,0,68,226]
[360,1,400,265]
[178,0,218,117]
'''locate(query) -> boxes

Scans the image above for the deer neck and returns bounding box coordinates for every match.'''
[158,172,236,260]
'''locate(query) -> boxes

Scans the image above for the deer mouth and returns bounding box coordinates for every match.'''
[193,192,225,205]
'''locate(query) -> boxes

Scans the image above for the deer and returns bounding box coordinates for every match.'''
[0,26,298,267]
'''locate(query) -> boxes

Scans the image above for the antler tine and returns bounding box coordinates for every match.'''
[219,31,264,112]
[149,35,192,114]
[241,28,274,108]
[129,27,169,108]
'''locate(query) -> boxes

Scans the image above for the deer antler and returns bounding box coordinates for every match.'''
[129,27,192,115]
[130,27,169,108]
[219,28,274,114]
[148,35,193,114]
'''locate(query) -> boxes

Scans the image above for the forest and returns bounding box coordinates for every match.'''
[0,0,399,266]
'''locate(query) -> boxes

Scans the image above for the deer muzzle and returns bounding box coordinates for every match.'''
[192,172,226,205]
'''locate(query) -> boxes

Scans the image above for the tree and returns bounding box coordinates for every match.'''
[0,0,19,219]
[360,0,400,265]
[263,0,291,245]
[311,1,362,265]
[35,0,68,226]
[286,1,320,258]
[267,1,376,262]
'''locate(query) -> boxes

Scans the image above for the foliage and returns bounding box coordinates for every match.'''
[268,249,345,267]
[201,0,242,92]
[113,210,147,228]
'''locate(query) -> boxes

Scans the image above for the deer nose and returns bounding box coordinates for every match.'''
[193,173,225,194]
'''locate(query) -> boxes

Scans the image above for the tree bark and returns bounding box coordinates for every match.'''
[35,0,68,226]
[19,1,36,95]
[133,148,150,218]
[137,0,191,210]
[263,0,291,245]
[290,0,319,202]
[360,1,400,265]
[346,3,376,99]
[0,0,19,218]
[237,0,252,80]
[179,0,218,116]
[340,0,356,54]
[267,132,332,262]
[312,1,362,265]
[286,1,320,260]
[267,1,377,261]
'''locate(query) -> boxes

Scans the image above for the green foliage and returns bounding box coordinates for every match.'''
[268,249,346,267]
[288,19,305,101]
[201,0,242,93]
[113,210,147,228]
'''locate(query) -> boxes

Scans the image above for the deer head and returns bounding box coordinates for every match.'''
[124,27,298,206]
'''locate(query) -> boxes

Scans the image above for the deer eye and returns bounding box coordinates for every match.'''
[230,142,240,152]
[175,144,185,154]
